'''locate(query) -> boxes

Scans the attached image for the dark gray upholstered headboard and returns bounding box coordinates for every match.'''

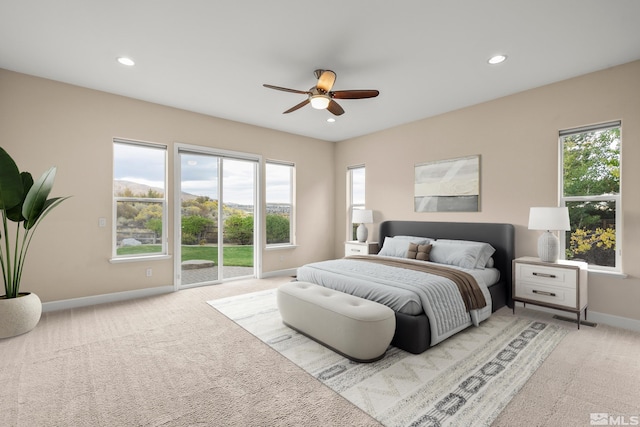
[379,221,515,306]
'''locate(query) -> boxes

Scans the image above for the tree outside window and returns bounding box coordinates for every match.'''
[266,161,294,245]
[561,123,621,270]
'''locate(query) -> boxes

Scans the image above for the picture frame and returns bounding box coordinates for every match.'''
[414,155,480,212]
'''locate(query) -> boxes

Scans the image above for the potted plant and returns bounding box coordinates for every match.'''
[0,147,69,338]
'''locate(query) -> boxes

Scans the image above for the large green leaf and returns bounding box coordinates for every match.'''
[23,166,56,229]
[0,147,25,210]
[6,172,33,223]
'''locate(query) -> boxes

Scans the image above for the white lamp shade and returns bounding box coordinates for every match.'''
[528,207,570,231]
[352,209,373,224]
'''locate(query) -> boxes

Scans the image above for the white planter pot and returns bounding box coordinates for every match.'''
[0,292,42,339]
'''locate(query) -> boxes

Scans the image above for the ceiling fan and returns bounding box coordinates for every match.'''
[263,69,379,116]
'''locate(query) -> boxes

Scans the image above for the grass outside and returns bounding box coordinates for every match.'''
[117,245,253,267]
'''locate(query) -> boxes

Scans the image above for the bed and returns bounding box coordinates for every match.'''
[296,220,515,354]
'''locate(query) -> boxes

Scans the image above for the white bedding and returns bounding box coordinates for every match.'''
[296,255,497,346]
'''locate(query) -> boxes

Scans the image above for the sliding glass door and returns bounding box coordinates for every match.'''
[176,147,257,288]
[221,158,256,280]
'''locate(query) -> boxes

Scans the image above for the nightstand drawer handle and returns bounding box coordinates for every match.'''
[532,289,556,297]
[532,272,557,279]
[350,248,361,252]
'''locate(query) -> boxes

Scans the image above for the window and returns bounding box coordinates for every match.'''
[348,165,366,240]
[113,139,167,258]
[560,121,621,271]
[265,161,294,246]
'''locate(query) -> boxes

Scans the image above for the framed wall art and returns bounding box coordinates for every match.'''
[414,155,480,212]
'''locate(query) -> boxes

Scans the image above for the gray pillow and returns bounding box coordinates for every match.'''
[379,237,419,258]
[435,239,496,269]
[393,235,433,245]
[429,241,483,269]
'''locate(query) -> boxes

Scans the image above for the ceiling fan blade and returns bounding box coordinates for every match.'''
[283,99,310,114]
[316,70,336,93]
[330,89,380,99]
[327,99,345,116]
[263,84,310,95]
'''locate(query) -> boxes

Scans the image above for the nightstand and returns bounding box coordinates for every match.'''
[344,241,379,257]
[512,256,588,328]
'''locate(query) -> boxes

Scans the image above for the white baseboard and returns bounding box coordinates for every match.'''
[42,285,174,313]
[513,302,640,333]
[587,310,640,333]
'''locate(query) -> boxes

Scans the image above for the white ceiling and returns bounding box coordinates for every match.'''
[2,1,640,142]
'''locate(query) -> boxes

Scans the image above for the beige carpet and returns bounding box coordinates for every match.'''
[0,277,380,427]
[492,307,640,427]
[1,276,639,426]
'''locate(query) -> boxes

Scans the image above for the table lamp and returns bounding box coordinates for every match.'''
[528,207,571,262]
[352,209,373,242]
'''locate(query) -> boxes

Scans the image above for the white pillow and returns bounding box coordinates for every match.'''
[378,237,417,258]
[429,241,483,269]
[392,235,433,245]
[435,239,496,269]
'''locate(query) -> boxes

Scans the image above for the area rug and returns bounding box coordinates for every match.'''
[208,289,567,427]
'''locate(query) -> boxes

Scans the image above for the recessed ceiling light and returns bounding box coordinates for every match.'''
[327,118,336,123]
[117,57,135,66]
[488,55,507,65]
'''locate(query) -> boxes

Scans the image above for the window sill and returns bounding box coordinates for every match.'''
[110,255,172,264]
[265,244,298,251]
[587,269,627,279]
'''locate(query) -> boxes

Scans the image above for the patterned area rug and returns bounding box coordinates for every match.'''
[208,289,567,427]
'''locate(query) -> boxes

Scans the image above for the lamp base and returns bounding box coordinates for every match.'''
[538,231,560,262]
[356,224,368,242]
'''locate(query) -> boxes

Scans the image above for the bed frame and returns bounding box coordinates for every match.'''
[378,220,515,354]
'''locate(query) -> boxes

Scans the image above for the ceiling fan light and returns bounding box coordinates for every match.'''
[310,95,330,109]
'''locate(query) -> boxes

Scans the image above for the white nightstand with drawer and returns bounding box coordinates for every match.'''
[512,256,588,328]
[344,241,379,257]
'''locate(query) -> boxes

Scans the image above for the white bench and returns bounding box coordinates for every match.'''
[277,281,396,362]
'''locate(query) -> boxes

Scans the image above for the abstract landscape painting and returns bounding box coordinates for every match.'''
[415,155,480,212]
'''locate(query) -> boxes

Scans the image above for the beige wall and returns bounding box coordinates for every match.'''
[0,69,335,302]
[335,60,640,322]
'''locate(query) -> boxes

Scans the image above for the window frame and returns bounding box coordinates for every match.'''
[265,160,295,247]
[347,165,366,241]
[112,139,169,261]
[558,121,622,273]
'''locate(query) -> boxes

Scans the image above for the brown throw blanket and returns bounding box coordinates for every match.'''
[346,255,487,311]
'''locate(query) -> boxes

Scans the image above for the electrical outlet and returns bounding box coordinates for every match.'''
[98,217,106,227]
[146,268,152,277]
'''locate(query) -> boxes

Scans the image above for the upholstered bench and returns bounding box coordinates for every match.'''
[277,281,396,362]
